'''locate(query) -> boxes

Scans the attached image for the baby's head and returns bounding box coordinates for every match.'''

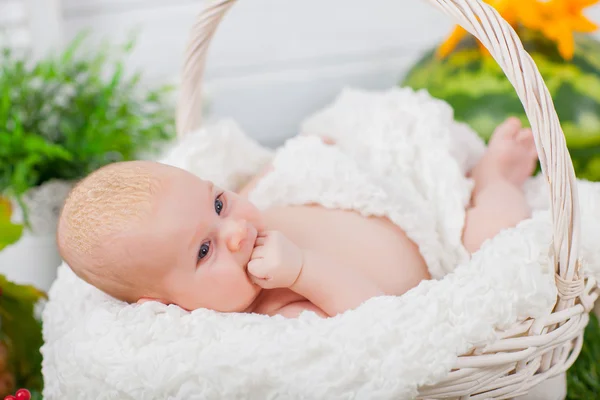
[57,160,265,312]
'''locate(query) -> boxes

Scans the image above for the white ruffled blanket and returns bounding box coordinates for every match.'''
[41,88,600,399]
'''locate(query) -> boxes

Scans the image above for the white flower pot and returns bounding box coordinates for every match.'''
[0,232,62,291]
[0,180,72,292]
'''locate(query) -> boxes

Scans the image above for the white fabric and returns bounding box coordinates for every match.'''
[259,88,485,279]
[41,88,600,399]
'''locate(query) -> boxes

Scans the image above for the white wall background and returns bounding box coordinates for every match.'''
[0,0,62,58]
[0,0,29,49]
[4,0,600,146]
[60,0,457,146]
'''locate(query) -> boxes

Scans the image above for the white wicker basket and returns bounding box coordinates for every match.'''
[174,0,600,398]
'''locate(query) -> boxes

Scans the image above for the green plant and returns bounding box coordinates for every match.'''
[0,199,22,251]
[567,312,600,399]
[0,275,46,398]
[0,34,175,212]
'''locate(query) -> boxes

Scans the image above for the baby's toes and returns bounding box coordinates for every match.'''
[490,117,522,145]
[529,140,539,158]
[501,117,522,136]
[516,128,539,159]
[516,128,534,146]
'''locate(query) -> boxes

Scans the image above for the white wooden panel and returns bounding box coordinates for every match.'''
[58,0,450,143]
[0,25,30,49]
[24,0,63,59]
[0,0,27,25]
[61,1,600,84]
[0,1,29,52]
[204,53,417,146]
[62,0,197,16]
[62,0,451,79]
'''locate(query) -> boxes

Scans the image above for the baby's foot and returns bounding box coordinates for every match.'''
[471,118,539,187]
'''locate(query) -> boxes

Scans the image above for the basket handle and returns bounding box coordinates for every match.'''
[175,0,581,302]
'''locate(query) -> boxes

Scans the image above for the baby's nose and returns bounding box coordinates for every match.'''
[223,219,248,252]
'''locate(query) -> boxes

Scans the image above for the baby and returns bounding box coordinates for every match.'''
[57,117,538,318]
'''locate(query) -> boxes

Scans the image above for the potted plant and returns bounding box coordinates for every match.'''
[0,36,175,291]
[402,0,600,181]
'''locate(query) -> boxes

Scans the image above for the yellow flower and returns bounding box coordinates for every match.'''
[531,0,598,59]
[436,0,599,60]
[437,0,529,58]
[437,26,468,59]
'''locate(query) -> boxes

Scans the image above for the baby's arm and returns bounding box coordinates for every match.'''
[291,250,384,316]
[248,231,384,317]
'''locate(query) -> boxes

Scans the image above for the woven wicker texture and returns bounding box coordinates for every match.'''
[174,1,600,398]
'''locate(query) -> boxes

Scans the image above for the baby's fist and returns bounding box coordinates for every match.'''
[247,231,303,289]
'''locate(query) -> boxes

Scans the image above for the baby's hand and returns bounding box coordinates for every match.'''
[247,231,304,289]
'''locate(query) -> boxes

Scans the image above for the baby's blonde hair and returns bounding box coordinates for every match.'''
[57,160,163,303]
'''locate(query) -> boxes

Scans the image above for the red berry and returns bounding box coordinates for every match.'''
[15,389,30,400]
[4,396,16,400]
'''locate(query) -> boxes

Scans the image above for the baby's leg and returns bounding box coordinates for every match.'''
[462,118,538,253]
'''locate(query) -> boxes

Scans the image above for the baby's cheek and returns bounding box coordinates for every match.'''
[232,267,253,288]
[247,204,265,231]
[214,262,247,287]
[232,267,257,296]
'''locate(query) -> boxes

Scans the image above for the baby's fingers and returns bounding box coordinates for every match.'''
[249,275,277,289]
[247,259,271,280]
[248,260,277,289]
[250,245,266,259]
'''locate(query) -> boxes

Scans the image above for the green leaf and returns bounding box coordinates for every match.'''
[0,199,22,251]
[0,275,45,393]
[0,275,46,305]
[0,220,22,252]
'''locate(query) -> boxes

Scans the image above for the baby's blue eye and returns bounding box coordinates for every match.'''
[198,242,210,260]
[215,196,224,215]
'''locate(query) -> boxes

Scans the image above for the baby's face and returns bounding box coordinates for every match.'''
[137,167,265,312]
